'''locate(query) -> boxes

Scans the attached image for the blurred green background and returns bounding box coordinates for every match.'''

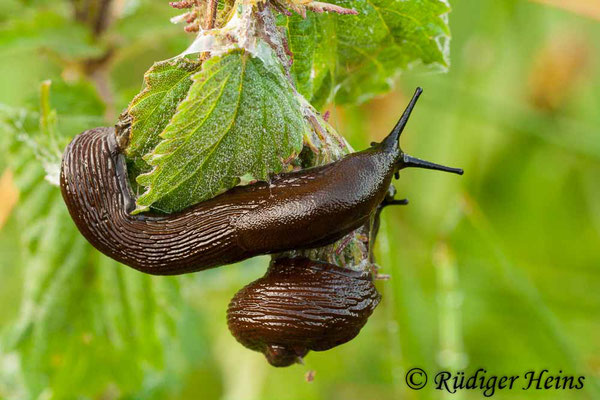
[1,0,599,399]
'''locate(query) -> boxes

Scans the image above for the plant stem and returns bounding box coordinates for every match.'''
[89,66,116,121]
[93,0,115,36]
[205,0,218,30]
[71,0,115,37]
[68,0,117,120]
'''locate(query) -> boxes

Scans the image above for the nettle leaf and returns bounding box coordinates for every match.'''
[285,0,451,106]
[135,50,308,214]
[284,13,336,110]
[124,58,202,173]
[285,15,318,100]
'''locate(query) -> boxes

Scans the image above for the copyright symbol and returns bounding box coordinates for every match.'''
[406,368,427,390]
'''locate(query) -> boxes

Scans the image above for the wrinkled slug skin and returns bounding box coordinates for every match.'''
[227,257,381,367]
[60,127,398,275]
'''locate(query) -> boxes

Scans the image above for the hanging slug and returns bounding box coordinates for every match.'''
[60,87,463,275]
[227,256,381,367]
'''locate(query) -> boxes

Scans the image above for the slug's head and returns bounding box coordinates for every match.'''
[380,87,464,177]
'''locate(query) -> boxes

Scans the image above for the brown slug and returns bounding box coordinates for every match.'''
[60,87,463,275]
[226,256,381,367]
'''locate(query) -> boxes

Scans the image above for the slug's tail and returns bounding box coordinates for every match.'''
[381,87,464,176]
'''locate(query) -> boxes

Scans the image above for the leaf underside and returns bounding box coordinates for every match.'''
[134,50,307,214]
[124,57,202,173]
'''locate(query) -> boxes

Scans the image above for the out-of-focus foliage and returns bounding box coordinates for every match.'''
[283,0,450,107]
[0,10,104,58]
[0,86,185,399]
[0,0,599,399]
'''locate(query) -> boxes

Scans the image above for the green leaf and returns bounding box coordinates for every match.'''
[285,15,318,100]
[284,13,336,109]
[285,0,451,106]
[124,58,202,173]
[135,50,308,213]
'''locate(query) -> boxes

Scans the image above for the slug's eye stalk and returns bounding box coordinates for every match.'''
[381,87,464,176]
[382,87,424,152]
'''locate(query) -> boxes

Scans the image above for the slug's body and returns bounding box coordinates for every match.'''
[227,257,381,367]
[60,88,462,275]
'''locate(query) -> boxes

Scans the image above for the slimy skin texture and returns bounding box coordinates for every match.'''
[60,127,396,274]
[226,256,381,367]
[59,88,462,275]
